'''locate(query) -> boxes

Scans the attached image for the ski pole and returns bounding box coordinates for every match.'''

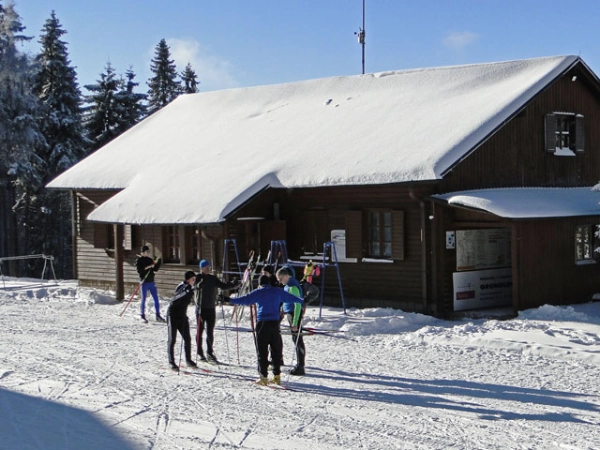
[119,268,151,317]
[220,299,231,364]
[177,335,184,375]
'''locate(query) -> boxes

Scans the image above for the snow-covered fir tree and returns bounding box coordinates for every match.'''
[147,38,181,114]
[83,62,121,151]
[0,1,46,268]
[114,67,146,133]
[33,11,87,175]
[84,64,147,151]
[30,10,87,278]
[180,63,200,94]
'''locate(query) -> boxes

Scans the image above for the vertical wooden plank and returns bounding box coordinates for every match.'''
[114,224,124,300]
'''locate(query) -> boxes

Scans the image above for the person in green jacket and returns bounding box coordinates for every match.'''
[276,266,306,376]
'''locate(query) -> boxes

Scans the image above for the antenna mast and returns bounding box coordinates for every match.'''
[355,0,366,74]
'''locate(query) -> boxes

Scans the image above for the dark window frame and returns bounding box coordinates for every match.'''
[545,112,584,154]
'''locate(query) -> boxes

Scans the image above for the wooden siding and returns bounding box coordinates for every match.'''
[75,190,227,297]
[441,68,600,192]
[227,183,436,311]
[514,218,600,309]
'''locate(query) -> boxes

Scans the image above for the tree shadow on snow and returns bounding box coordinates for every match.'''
[293,367,599,423]
[0,388,140,450]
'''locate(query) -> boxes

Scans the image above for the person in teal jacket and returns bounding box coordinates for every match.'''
[276,266,306,376]
[230,275,303,385]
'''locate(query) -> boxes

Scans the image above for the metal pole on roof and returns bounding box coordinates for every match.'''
[355,0,366,74]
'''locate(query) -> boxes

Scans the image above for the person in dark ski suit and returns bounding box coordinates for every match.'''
[260,265,280,287]
[195,259,238,362]
[229,275,304,385]
[167,271,198,370]
[135,245,164,323]
[277,266,306,375]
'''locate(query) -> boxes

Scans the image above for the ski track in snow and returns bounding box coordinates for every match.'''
[0,281,600,449]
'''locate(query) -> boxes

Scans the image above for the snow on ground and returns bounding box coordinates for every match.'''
[1,277,600,449]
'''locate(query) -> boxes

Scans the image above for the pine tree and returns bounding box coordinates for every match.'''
[31,10,86,278]
[33,11,87,176]
[114,67,146,133]
[147,38,181,114]
[83,62,121,151]
[0,1,46,272]
[180,63,199,94]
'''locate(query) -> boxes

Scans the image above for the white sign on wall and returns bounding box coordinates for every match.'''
[456,228,511,271]
[331,229,358,263]
[453,268,512,311]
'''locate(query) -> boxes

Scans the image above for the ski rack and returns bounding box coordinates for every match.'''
[221,239,243,281]
[267,240,346,318]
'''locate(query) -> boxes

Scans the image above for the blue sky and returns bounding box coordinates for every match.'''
[14,0,600,92]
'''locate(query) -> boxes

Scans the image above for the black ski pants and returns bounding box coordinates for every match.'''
[167,314,192,364]
[256,320,282,377]
[196,308,216,356]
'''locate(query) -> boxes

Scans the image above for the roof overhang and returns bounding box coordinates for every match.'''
[431,187,600,219]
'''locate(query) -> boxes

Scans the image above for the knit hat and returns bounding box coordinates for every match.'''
[141,245,150,253]
[199,259,211,269]
[258,275,271,286]
[184,270,196,281]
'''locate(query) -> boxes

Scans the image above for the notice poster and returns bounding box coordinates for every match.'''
[453,268,513,311]
[456,228,511,271]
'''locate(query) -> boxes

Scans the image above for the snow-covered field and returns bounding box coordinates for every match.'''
[1,277,600,449]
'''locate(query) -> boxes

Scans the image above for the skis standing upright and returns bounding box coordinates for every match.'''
[231,251,259,321]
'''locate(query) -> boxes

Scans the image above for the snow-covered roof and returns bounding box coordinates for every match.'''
[432,187,600,218]
[47,55,582,224]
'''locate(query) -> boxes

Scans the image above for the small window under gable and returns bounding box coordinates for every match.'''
[545,112,584,156]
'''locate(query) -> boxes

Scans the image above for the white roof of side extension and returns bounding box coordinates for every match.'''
[47,55,583,224]
[432,187,600,219]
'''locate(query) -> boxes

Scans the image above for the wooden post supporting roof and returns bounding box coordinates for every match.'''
[114,224,124,300]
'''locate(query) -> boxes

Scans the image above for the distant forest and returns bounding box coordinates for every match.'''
[0,2,199,279]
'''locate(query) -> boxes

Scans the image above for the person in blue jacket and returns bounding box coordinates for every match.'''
[230,275,303,385]
[277,266,306,375]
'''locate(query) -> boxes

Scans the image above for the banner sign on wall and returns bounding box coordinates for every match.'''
[453,268,512,311]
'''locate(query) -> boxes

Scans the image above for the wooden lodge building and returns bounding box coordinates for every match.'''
[48,55,600,317]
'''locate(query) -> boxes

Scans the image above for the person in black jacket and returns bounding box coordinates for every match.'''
[167,271,198,371]
[195,259,238,362]
[135,245,164,323]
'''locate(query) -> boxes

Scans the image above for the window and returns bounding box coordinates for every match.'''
[164,226,180,262]
[545,113,584,155]
[368,211,392,258]
[93,224,114,249]
[189,226,202,263]
[575,224,600,263]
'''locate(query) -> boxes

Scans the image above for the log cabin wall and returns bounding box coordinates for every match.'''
[432,65,600,315]
[75,189,226,296]
[230,183,437,311]
[441,67,600,192]
[75,190,120,290]
[513,217,600,310]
